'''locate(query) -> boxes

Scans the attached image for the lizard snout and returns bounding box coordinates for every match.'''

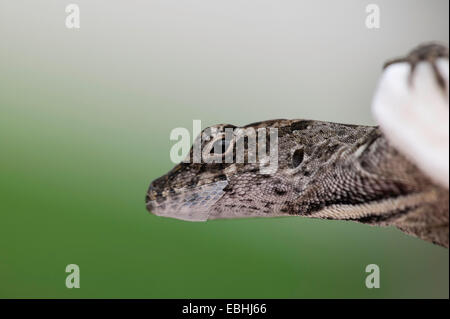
[145,175,169,205]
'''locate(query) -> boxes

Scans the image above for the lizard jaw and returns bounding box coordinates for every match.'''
[146,180,229,222]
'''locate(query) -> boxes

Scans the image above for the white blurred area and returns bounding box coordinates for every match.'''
[372,58,449,188]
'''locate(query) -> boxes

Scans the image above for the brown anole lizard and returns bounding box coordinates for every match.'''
[146,44,449,248]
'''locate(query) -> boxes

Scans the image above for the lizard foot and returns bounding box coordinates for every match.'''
[383,43,449,94]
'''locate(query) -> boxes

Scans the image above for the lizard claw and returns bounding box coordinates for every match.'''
[384,43,449,94]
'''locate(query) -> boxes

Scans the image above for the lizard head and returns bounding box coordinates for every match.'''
[146,119,422,222]
[145,119,286,221]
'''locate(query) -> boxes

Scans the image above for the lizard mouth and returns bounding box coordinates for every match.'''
[146,180,229,221]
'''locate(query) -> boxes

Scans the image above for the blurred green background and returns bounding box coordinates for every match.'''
[0,0,448,298]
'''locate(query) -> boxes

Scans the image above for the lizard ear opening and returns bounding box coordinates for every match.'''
[292,148,304,168]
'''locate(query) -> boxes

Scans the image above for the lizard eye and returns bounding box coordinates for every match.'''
[210,137,230,155]
[292,148,304,168]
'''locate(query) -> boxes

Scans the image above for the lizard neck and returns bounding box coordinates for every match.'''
[301,130,449,247]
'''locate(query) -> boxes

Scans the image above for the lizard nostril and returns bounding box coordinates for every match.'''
[292,148,304,168]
